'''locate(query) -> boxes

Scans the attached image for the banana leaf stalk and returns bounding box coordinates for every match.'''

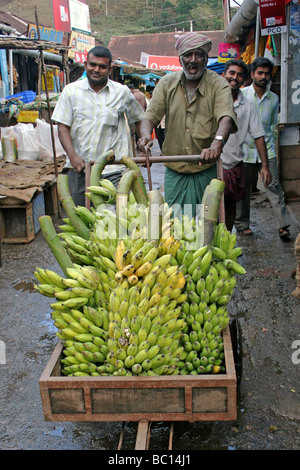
[39,215,74,276]
[57,175,90,240]
[201,178,225,246]
[148,190,164,242]
[120,155,148,206]
[89,150,115,207]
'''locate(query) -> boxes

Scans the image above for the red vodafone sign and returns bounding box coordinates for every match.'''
[259,0,287,35]
[146,54,182,72]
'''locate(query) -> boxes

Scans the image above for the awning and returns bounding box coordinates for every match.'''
[120,64,166,80]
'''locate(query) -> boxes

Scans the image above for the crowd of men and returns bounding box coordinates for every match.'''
[52,32,292,240]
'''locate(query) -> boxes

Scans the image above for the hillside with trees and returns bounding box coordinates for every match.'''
[88,0,225,45]
[0,0,226,46]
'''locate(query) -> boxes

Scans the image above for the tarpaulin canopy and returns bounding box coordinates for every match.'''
[120,64,166,80]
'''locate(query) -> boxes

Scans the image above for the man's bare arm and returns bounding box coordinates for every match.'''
[58,123,85,173]
[200,116,234,164]
[254,136,272,186]
[136,118,155,152]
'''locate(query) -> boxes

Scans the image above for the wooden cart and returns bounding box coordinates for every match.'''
[39,154,241,449]
[39,324,239,449]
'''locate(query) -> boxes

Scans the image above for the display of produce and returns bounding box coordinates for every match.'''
[34,153,246,377]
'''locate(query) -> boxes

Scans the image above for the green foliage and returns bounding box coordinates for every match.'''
[87,0,224,46]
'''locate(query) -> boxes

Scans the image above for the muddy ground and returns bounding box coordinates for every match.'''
[0,161,300,452]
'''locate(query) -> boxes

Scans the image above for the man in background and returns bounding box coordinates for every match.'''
[52,46,144,206]
[235,57,292,239]
[220,59,271,232]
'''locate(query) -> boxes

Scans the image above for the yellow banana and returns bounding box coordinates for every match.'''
[142,246,159,264]
[134,261,153,277]
[148,292,161,308]
[54,290,77,300]
[115,240,126,271]
[174,276,186,290]
[45,269,66,288]
[128,274,139,285]
[122,264,135,277]
[122,249,132,266]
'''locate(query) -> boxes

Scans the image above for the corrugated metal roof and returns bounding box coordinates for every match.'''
[0,10,69,46]
[108,30,225,64]
[0,10,29,35]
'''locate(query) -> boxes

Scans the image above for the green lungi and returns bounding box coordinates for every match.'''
[164,165,217,219]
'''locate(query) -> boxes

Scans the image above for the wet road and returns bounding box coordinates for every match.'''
[0,161,299,451]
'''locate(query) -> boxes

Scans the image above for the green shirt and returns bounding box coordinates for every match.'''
[144,69,238,174]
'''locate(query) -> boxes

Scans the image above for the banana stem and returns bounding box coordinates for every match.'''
[148,190,164,242]
[120,155,148,206]
[39,215,74,276]
[57,174,90,240]
[90,150,115,186]
[89,150,115,208]
[116,170,138,222]
[201,178,225,246]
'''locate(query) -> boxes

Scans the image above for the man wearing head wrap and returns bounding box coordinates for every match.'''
[137,32,238,219]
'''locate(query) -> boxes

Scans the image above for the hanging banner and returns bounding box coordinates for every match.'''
[52,0,71,33]
[259,0,287,35]
[218,43,240,62]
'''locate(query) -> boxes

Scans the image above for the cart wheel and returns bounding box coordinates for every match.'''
[229,318,243,387]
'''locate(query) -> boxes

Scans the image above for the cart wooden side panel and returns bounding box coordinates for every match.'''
[39,326,237,423]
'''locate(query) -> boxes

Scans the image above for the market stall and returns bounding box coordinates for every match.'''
[0,35,70,247]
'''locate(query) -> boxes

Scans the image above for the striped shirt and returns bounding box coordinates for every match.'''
[51,77,144,173]
[241,84,279,162]
[221,90,265,170]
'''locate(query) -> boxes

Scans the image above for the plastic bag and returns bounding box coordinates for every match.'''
[13,123,40,160]
[1,127,18,161]
[35,118,64,161]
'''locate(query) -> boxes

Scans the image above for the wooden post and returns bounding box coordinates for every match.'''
[217,158,225,224]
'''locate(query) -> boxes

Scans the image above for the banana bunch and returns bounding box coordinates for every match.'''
[34,265,113,376]
[86,178,117,204]
[104,263,188,376]
[58,205,96,236]
[170,222,245,375]
[172,214,203,246]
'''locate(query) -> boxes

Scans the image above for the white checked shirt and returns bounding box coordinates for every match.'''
[51,77,144,173]
[221,89,265,170]
[241,84,279,163]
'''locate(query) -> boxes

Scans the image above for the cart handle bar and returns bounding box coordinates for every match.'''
[108,155,202,164]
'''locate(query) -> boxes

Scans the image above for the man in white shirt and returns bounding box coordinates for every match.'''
[51,46,144,205]
[221,59,271,232]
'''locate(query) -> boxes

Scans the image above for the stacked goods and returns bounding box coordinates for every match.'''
[34,152,246,377]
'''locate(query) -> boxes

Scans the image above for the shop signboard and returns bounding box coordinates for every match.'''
[68,30,95,63]
[140,53,182,71]
[218,43,240,62]
[69,0,91,34]
[28,24,64,44]
[259,0,287,35]
[52,0,71,33]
